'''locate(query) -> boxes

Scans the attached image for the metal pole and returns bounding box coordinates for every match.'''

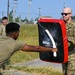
[39,8,41,18]
[2,11,4,18]
[7,0,9,22]
[28,0,32,21]
[19,15,21,25]
[64,3,66,8]
[13,0,18,22]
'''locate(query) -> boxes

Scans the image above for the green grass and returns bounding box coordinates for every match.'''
[9,66,62,75]
[18,24,39,45]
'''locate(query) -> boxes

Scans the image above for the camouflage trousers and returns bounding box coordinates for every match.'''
[62,53,75,75]
[0,68,12,75]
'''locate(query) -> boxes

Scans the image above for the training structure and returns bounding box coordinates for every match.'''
[37,17,68,63]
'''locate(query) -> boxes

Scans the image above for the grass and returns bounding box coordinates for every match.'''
[9,66,63,75]
[18,24,39,45]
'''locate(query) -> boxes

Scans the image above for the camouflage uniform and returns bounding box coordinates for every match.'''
[62,20,75,75]
[0,24,7,70]
[0,25,6,36]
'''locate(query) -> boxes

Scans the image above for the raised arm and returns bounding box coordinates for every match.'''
[21,44,57,52]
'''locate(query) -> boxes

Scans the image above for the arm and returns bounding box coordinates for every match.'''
[68,40,75,50]
[21,44,57,52]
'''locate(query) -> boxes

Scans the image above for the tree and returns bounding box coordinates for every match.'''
[72,15,75,20]
[9,10,13,22]
[30,18,33,23]
[35,17,39,21]
[15,17,19,22]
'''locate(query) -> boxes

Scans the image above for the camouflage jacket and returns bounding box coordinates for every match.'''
[66,20,75,51]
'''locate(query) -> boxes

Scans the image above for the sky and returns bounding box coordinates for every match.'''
[0,0,75,20]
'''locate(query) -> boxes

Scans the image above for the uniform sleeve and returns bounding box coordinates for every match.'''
[13,41,25,52]
[0,25,3,35]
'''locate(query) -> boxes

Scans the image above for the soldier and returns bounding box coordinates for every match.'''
[0,16,8,71]
[0,22,57,75]
[61,7,75,75]
[0,16,8,35]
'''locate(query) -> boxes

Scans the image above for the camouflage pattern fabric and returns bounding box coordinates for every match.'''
[0,25,6,36]
[0,68,12,75]
[62,20,75,75]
